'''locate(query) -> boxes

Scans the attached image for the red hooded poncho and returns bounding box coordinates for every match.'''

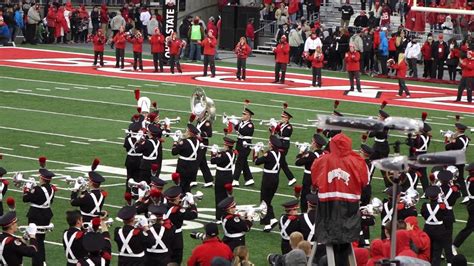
[55,7,70,38]
[382,230,418,258]
[367,239,386,266]
[405,217,431,261]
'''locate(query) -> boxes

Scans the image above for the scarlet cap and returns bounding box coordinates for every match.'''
[361,133,368,140]
[150,188,161,198]
[38,156,47,168]
[148,112,158,122]
[189,113,196,122]
[124,192,132,202]
[6,197,15,208]
[1,180,8,186]
[132,114,140,121]
[380,100,388,109]
[92,217,101,228]
[294,185,302,194]
[421,112,428,121]
[151,164,159,172]
[91,158,100,171]
[316,128,323,133]
[283,102,288,109]
[233,150,239,155]
[152,101,157,109]
[134,89,140,101]
[137,107,142,113]
[102,252,112,261]
[334,100,340,109]
[226,123,233,134]
[171,172,180,183]
[224,183,233,193]
[244,99,250,105]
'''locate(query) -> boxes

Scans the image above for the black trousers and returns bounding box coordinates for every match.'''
[312,67,322,86]
[194,147,213,183]
[233,147,253,182]
[300,174,311,213]
[456,77,473,102]
[169,54,182,73]
[435,59,444,79]
[133,52,143,70]
[94,51,104,66]
[237,58,247,79]
[348,71,361,92]
[111,30,118,48]
[115,48,125,68]
[25,23,37,44]
[280,148,295,181]
[215,171,233,220]
[118,256,145,266]
[456,164,468,197]
[423,59,433,78]
[408,58,418,78]
[274,63,287,82]
[171,232,183,264]
[223,236,245,253]
[380,55,388,75]
[398,79,410,96]
[427,230,453,266]
[47,26,55,43]
[203,55,216,76]
[417,166,429,192]
[362,51,370,72]
[281,239,291,254]
[454,203,474,247]
[145,253,170,266]
[448,65,457,81]
[260,173,279,225]
[152,52,164,72]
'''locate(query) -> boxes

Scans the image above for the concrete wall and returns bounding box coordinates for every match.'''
[180,0,219,21]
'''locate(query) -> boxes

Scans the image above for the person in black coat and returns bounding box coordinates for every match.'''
[453,163,474,251]
[445,123,471,200]
[63,210,87,266]
[279,200,301,254]
[368,110,390,187]
[218,197,252,252]
[232,108,255,187]
[193,115,214,188]
[145,205,176,266]
[0,211,38,265]
[171,124,201,193]
[70,170,107,223]
[353,11,368,28]
[136,124,163,184]
[431,33,449,80]
[123,122,143,193]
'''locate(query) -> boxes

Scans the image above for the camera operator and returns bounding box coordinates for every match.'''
[267,231,306,266]
[187,222,233,266]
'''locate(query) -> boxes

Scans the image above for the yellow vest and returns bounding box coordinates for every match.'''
[190,25,202,41]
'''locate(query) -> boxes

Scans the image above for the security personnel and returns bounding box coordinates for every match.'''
[274,110,297,186]
[71,170,107,223]
[279,200,301,254]
[23,160,56,266]
[136,124,163,184]
[256,135,282,232]
[232,108,255,187]
[421,186,453,266]
[368,110,390,187]
[171,124,201,193]
[0,211,38,264]
[146,205,176,266]
[413,119,432,192]
[114,205,153,265]
[136,171,167,215]
[295,134,326,212]
[163,186,198,265]
[218,197,252,251]
[193,114,214,188]
[211,137,236,220]
[0,167,9,216]
[453,163,474,250]
[78,232,110,266]
[438,170,461,249]
[359,144,374,206]
[63,210,86,266]
[123,122,143,192]
[445,123,471,201]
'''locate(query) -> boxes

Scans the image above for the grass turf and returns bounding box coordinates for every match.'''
[0,46,473,265]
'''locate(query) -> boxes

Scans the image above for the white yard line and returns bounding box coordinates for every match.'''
[35,88,51,91]
[19,144,39,149]
[73,86,88,90]
[127,84,141,87]
[17,89,32,92]
[45,142,65,147]
[0,146,14,151]
[54,87,70,91]
[109,85,124,88]
[70,140,90,145]
[144,83,161,87]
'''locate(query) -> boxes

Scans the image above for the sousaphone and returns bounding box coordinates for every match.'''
[191,88,216,123]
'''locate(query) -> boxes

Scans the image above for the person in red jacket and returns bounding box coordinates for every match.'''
[167,31,184,74]
[46,6,57,44]
[100,4,109,39]
[421,35,434,78]
[388,53,410,97]
[273,35,290,84]
[200,30,217,77]
[345,43,362,92]
[127,29,144,71]
[187,223,233,266]
[234,37,251,80]
[245,18,255,56]
[92,29,106,67]
[455,51,474,103]
[149,27,165,72]
[112,26,126,69]
[367,239,385,266]
[307,46,324,87]
[405,216,431,262]
[55,6,69,44]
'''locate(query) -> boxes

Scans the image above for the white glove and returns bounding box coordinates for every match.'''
[254,143,263,153]
[136,216,148,228]
[164,117,171,127]
[172,133,180,142]
[229,116,239,125]
[222,115,229,125]
[73,180,82,192]
[25,182,33,190]
[211,144,218,154]
[299,146,307,154]
[269,118,277,128]
[185,192,195,205]
[26,223,37,236]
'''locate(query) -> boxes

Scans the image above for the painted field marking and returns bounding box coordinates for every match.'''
[54,87,70,91]
[127,85,140,87]
[45,142,66,147]
[144,83,160,87]
[110,85,124,88]
[17,89,32,92]
[35,88,51,91]
[19,144,39,149]
[70,140,90,145]
[0,146,14,151]
[73,86,89,90]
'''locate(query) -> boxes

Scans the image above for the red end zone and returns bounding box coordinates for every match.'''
[0,47,472,114]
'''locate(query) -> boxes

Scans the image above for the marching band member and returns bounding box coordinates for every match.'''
[211,137,237,220]
[421,186,453,266]
[279,200,300,254]
[273,108,296,186]
[200,29,217,77]
[234,37,252,81]
[232,108,255,187]
[272,35,290,84]
[359,144,374,206]
[71,160,107,223]
[112,26,126,69]
[453,163,474,251]
[438,170,461,252]
[380,186,397,240]
[399,167,420,192]
[217,197,252,252]
[413,113,432,192]
[124,122,143,192]
[295,134,326,212]
[149,27,165,72]
[136,124,163,184]
[136,170,167,214]
[368,110,390,187]
[445,122,471,202]
[256,135,282,232]
[91,28,106,67]
[146,205,176,266]
[299,194,317,243]
[78,232,110,266]
[193,112,214,188]
[0,211,38,264]
[127,29,144,71]
[345,43,362,92]
[114,205,153,265]
[307,46,324,87]
[23,157,56,266]
[167,31,184,74]
[0,166,9,216]
[63,210,87,265]
[163,186,198,265]
[171,124,201,192]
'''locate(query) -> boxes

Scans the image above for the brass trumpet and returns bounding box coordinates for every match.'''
[440,129,455,139]
[222,113,241,125]
[162,130,183,141]
[235,201,268,221]
[181,191,204,208]
[64,176,88,192]
[83,218,114,232]
[359,198,383,216]
[127,179,151,200]
[243,141,265,152]
[18,223,54,235]
[259,118,277,126]
[12,172,38,189]
[159,117,181,126]
[294,142,311,152]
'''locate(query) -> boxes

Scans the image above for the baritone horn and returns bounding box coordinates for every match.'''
[191,88,216,123]
[236,201,268,221]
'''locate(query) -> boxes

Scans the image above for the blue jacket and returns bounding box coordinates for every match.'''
[0,25,10,39]
[379,31,389,56]
[14,10,24,29]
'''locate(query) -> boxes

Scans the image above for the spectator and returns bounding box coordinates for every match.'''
[289,24,303,65]
[78,5,89,43]
[405,38,421,78]
[275,3,289,28]
[388,33,397,62]
[276,23,290,43]
[245,18,255,56]
[367,11,378,28]
[367,239,385,266]
[0,16,11,45]
[353,242,369,266]
[405,216,431,262]
[354,11,368,28]
[100,4,109,39]
[3,6,14,42]
[284,232,306,266]
[148,14,159,37]
[187,223,233,266]
[379,28,389,75]
[345,42,362,92]
[340,0,354,29]
[139,7,151,39]
[110,12,126,49]
[288,0,299,22]
[446,38,461,81]
[421,35,434,78]
[442,16,454,41]
[431,33,448,80]
[56,6,69,44]
[26,3,41,44]
[379,4,391,29]
[188,16,205,62]
[91,6,100,35]
[13,5,24,43]
[349,29,363,53]
[232,246,254,266]
[361,28,372,73]
[46,6,57,44]
[179,15,192,59]
[64,2,73,42]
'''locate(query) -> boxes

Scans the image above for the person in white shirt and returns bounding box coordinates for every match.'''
[404,38,421,78]
[303,31,322,67]
[140,8,151,39]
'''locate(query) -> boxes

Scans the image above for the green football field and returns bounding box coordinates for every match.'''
[0,45,473,265]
